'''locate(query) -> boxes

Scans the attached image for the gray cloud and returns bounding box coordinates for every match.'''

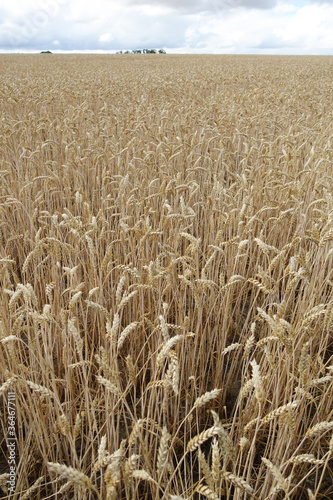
[213,0,277,8]
[124,0,277,13]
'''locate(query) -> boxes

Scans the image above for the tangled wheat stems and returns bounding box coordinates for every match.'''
[0,54,332,499]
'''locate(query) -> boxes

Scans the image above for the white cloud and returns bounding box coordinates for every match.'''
[99,33,113,43]
[273,3,333,50]
[0,0,333,53]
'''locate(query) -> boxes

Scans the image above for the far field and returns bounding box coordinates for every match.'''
[0,54,332,499]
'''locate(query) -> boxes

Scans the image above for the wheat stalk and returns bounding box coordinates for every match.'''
[193,389,221,409]
[306,421,333,438]
[47,462,95,490]
[187,427,221,452]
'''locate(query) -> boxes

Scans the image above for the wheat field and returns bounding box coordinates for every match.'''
[0,54,332,499]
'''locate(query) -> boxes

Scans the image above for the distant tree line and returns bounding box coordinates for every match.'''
[116,49,166,54]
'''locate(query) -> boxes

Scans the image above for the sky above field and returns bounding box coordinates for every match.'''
[1,0,333,54]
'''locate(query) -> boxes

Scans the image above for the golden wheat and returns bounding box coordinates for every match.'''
[1,53,332,499]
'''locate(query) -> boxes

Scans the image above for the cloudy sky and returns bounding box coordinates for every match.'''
[1,0,333,54]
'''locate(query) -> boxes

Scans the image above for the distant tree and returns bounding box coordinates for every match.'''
[116,48,164,55]
[40,50,52,54]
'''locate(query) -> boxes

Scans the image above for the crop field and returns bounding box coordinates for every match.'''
[0,54,332,499]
